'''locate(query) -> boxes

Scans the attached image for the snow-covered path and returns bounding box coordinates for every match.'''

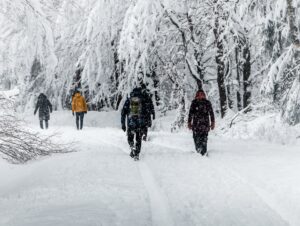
[1,122,300,226]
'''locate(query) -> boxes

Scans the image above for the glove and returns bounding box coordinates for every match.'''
[84,111,87,114]
[188,122,192,130]
[72,112,74,116]
[152,114,155,120]
[211,122,215,130]
[122,125,126,132]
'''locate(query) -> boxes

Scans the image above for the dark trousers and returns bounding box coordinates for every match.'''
[142,126,148,140]
[40,120,49,129]
[127,128,142,156]
[193,131,208,155]
[76,112,84,130]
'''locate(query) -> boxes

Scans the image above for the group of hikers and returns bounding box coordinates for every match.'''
[34,90,88,130]
[34,86,215,160]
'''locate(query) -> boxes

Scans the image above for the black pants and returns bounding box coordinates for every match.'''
[127,128,142,156]
[40,120,49,129]
[142,126,148,140]
[76,112,84,130]
[193,131,208,155]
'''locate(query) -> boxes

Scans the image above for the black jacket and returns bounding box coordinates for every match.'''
[142,89,155,127]
[121,88,147,130]
[188,99,215,133]
[34,93,52,120]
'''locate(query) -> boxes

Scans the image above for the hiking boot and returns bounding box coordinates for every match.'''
[201,151,208,156]
[134,154,139,161]
[130,147,136,158]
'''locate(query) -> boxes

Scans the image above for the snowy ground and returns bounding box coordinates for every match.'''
[0,111,300,226]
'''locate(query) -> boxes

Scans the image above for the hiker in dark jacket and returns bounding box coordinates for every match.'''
[141,84,155,141]
[188,90,215,156]
[34,93,52,129]
[121,87,147,160]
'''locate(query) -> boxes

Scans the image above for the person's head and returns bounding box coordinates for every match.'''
[38,93,46,99]
[130,87,142,97]
[195,90,206,100]
[73,89,81,96]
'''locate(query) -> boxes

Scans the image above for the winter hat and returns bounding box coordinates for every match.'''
[195,90,206,100]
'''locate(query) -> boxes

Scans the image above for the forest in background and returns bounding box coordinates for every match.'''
[0,0,300,130]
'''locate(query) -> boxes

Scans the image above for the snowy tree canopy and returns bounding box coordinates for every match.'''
[1,0,300,125]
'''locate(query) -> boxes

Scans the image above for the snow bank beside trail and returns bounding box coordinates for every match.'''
[217,112,300,145]
[22,110,122,129]
[18,106,300,145]
[0,87,19,99]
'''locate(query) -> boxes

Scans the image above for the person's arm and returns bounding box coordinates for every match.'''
[209,102,215,130]
[83,97,88,113]
[150,97,155,120]
[48,100,53,113]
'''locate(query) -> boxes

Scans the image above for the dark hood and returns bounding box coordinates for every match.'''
[38,93,47,100]
[130,88,142,97]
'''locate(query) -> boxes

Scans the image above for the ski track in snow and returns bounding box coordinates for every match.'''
[211,158,296,226]
[143,137,290,226]
[138,162,174,226]
[98,137,174,226]
[152,142,288,219]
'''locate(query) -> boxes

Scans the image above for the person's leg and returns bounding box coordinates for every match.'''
[40,120,44,129]
[142,126,148,141]
[80,113,84,130]
[135,129,143,156]
[127,129,135,157]
[200,133,208,156]
[45,120,49,129]
[75,113,80,130]
[193,131,201,153]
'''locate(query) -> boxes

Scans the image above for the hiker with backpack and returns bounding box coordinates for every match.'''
[34,93,53,129]
[72,90,88,130]
[141,84,155,141]
[188,90,215,156]
[121,87,147,160]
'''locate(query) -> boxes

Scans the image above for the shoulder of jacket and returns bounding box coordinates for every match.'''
[206,99,212,105]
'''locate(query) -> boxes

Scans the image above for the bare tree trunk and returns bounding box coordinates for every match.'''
[235,47,243,111]
[242,42,251,109]
[225,61,234,110]
[213,15,228,118]
[287,0,299,45]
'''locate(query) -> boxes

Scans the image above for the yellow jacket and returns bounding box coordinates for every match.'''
[72,93,88,112]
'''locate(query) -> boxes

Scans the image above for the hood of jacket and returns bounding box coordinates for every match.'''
[38,93,47,100]
[130,88,142,98]
[195,90,206,100]
[74,93,81,98]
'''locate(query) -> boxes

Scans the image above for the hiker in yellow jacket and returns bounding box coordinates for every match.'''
[72,91,88,130]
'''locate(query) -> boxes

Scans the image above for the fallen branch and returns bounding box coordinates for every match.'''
[0,94,75,164]
[229,104,252,128]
